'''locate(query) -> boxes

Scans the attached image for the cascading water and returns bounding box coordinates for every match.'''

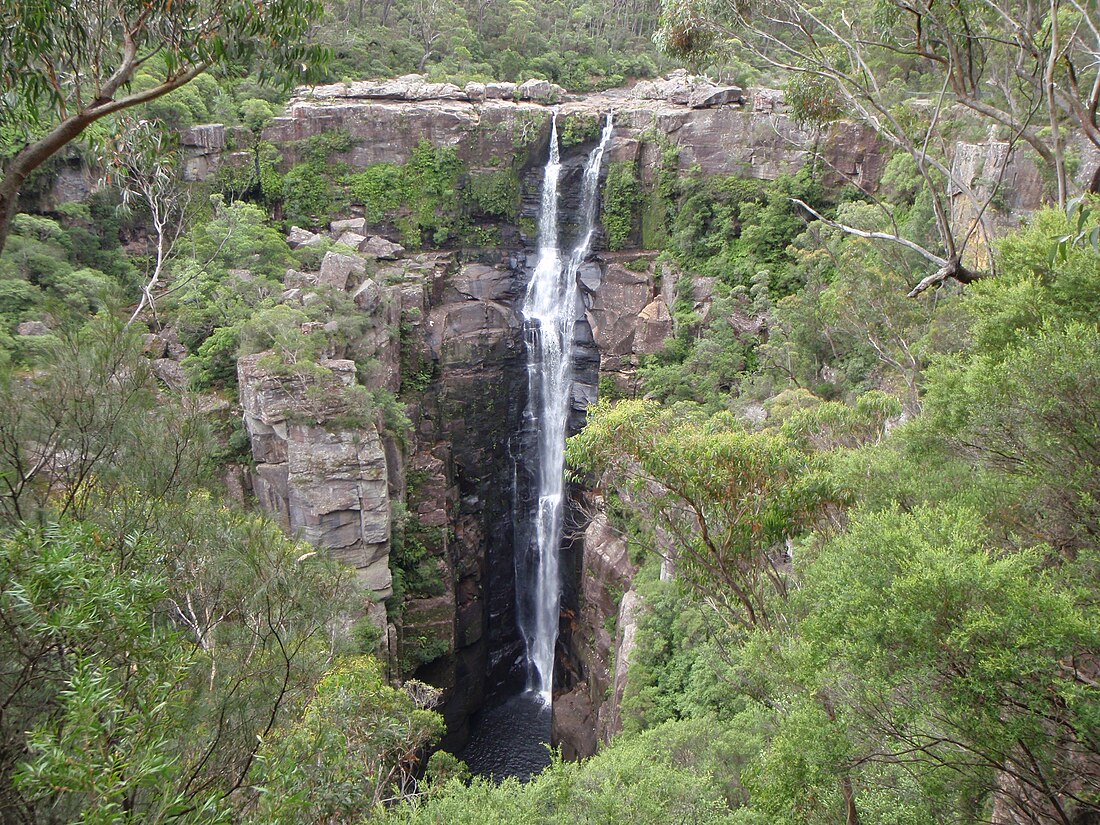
[519,110,615,701]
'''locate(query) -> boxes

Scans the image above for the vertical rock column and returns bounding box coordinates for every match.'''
[238,354,393,597]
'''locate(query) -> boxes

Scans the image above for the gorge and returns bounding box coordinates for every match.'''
[214,70,1100,769]
[6,0,1100,810]
[3,56,1100,821]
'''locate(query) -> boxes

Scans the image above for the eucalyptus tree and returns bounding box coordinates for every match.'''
[0,0,330,255]
[656,0,1100,293]
[567,399,833,634]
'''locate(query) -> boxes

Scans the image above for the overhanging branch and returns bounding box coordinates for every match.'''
[790,198,949,265]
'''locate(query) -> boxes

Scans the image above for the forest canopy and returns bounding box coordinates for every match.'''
[1,0,1100,822]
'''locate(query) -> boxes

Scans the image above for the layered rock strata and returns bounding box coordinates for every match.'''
[237,212,532,747]
[256,70,883,192]
[239,354,393,595]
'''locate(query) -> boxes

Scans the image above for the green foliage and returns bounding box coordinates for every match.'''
[400,633,452,671]
[0,487,357,822]
[621,573,748,733]
[781,504,1100,822]
[184,324,241,390]
[968,207,1100,355]
[0,319,211,523]
[572,217,1100,825]
[0,0,330,255]
[346,141,465,247]
[0,210,133,359]
[381,718,751,825]
[0,522,226,823]
[779,390,902,452]
[559,113,603,148]
[395,141,464,247]
[920,322,1100,550]
[465,169,521,219]
[390,503,448,600]
[240,98,277,135]
[349,164,405,223]
[602,162,643,251]
[283,162,341,229]
[783,74,843,127]
[252,656,443,824]
[309,0,665,94]
[569,399,833,631]
[168,198,293,349]
[638,287,755,406]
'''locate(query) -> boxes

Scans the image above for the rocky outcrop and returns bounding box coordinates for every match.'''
[237,216,530,748]
[257,73,883,191]
[573,253,686,399]
[630,69,743,109]
[180,123,233,182]
[552,505,639,758]
[238,355,393,596]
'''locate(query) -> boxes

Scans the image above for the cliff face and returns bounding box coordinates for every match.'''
[239,354,393,596]
[551,508,639,759]
[254,72,884,191]
[236,237,530,748]
[223,73,889,749]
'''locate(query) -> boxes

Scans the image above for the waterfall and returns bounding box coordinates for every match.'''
[519,111,614,701]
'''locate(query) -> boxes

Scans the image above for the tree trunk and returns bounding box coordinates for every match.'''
[0,65,207,257]
[0,114,93,255]
[819,691,863,825]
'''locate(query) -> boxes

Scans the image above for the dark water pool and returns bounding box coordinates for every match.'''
[457,690,552,782]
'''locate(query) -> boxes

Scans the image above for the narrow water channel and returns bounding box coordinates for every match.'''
[461,112,614,780]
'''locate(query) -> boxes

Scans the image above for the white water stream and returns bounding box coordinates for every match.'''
[519,111,614,701]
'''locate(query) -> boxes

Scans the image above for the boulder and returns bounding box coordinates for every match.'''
[152,358,187,392]
[303,75,466,102]
[16,320,50,336]
[587,262,651,358]
[336,231,369,251]
[284,269,317,289]
[331,217,366,235]
[448,263,512,302]
[635,298,673,355]
[287,226,320,248]
[318,251,366,290]
[464,81,487,102]
[238,353,358,427]
[142,333,167,358]
[630,69,695,104]
[690,86,743,108]
[159,327,188,360]
[352,278,381,311]
[362,236,405,260]
[485,82,517,100]
[238,353,393,598]
[602,590,642,739]
[517,78,563,103]
[577,261,602,292]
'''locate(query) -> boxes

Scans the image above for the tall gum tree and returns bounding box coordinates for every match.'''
[0,0,329,255]
[656,0,1100,294]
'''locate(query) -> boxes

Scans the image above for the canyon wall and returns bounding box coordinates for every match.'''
[214,71,1099,752]
[222,72,868,751]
